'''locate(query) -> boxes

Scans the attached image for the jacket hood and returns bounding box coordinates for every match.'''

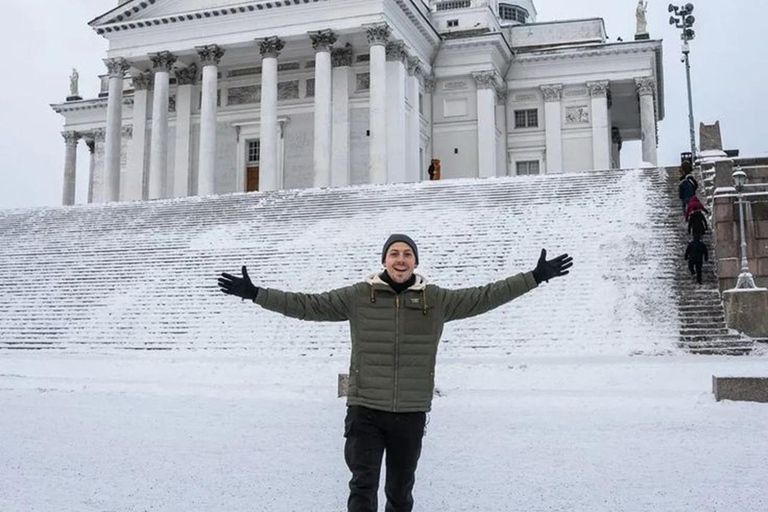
[366,272,428,291]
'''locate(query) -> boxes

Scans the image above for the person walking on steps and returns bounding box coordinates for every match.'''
[678,161,698,215]
[685,194,710,222]
[217,234,573,512]
[688,208,708,239]
[685,233,709,285]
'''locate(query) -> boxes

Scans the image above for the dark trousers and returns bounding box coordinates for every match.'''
[344,405,426,512]
[688,259,703,284]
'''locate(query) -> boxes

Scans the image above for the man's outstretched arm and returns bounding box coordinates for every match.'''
[218,266,352,321]
[440,249,573,322]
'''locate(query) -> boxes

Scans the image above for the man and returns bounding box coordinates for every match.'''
[218,234,573,512]
[684,233,709,285]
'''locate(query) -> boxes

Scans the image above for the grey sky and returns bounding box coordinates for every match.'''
[0,0,764,209]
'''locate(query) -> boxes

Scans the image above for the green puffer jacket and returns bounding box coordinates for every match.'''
[254,271,538,412]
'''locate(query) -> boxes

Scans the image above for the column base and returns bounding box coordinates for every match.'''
[66,96,83,102]
[634,33,650,40]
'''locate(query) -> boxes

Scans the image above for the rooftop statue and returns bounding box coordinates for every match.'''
[69,68,79,98]
[636,0,649,35]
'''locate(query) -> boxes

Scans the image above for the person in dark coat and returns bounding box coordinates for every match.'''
[688,209,708,239]
[427,160,436,180]
[678,175,697,215]
[684,234,709,284]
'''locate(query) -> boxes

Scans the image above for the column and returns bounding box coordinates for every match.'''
[89,129,106,203]
[148,51,177,199]
[331,44,353,187]
[86,138,96,204]
[62,131,79,206]
[196,44,225,196]
[310,30,337,188]
[587,81,611,170]
[386,41,407,183]
[611,127,622,170]
[496,89,509,176]
[406,57,422,182]
[173,65,198,197]
[258,36,284,191]
[473,71,498,179]
[424,75,436,174]
[541,84,563,173]
[365,23,390,184]
[636,77,658,166]
[103,57,130,203]
[126,72,152,201]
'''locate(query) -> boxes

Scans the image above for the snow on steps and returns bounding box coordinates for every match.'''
[0,168,751,356]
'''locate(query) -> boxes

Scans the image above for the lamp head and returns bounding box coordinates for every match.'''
[733,169,747,190]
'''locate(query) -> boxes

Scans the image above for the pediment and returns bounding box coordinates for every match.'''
[89,0,266,27]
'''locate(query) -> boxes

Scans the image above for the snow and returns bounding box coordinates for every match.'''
[1,351,766,511]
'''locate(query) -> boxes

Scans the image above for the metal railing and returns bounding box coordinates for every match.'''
[435,0,472,12]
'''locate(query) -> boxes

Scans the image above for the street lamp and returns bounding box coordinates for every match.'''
[669,3,697,159]
[732,168,757,289]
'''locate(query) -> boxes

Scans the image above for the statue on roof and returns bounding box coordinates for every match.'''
[69,68,80,98]
[635,1,649,36]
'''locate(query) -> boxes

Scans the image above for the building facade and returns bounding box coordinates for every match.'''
[53,0,665,205]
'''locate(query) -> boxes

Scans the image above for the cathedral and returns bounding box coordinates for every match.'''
[52,0,665,205]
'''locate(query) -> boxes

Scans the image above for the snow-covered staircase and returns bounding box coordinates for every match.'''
[0,168,753,356]
[663,168,753,355]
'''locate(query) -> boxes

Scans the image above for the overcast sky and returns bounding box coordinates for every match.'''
[0,0,765,209]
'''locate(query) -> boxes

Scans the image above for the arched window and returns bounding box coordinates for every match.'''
[499,3,529,24]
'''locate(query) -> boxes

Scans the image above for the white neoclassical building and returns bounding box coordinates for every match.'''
[53,0,665,205]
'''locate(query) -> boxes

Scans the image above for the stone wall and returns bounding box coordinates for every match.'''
[709,158,768,290]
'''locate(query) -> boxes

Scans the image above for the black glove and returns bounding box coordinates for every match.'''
[218,266,259,301]
[532,249,573,284]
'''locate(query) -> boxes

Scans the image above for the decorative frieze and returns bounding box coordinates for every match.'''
[309,30,337,52]
[444,80,467,91]
[565,105,590,124]
[365,23,391,47]
[174,65,198,86]
[385,41,407,63]
[586,80,610,98]
[228,85,260,105]
[149,51,177,72]
[332,44,354,67]
[278,80,300,100]
[472,71,497,90]
[131,72,153,90]
[104,58,130,78]
[229,67,260,78]
[196,44,225,66]
[277,62,301,72]
[259,36,285,58]
[406,57,422,77]
[635,76,655,97]
[356,72,370,92]
[541,84,563,102]
[564,88,588,98]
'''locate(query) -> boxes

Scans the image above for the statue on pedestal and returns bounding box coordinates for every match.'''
[67,68,82,101]
[635,1,649,38]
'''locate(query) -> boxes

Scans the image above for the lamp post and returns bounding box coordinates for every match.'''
[669,3,697,159]
[732,168,757,289]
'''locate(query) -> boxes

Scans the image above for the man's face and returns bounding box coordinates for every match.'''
[385,242,417,284]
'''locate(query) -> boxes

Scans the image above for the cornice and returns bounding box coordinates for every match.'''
[514,42,660,63]
[439,32,513,61]
[51,97,134,114]
[92,0,331,35]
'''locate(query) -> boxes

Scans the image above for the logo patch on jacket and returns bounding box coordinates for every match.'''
[409,298,421,305]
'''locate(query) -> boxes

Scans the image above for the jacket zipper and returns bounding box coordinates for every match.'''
[394,295,400,412]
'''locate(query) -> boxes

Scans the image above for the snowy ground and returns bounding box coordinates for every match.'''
[1,350,767,512]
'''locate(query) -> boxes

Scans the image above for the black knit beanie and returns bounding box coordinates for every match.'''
[381,234,419,265]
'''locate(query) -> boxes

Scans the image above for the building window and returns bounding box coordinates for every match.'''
[514,109,538,128]
[447,19,459,28]
[499,3,529,23]
[247,140,261,164]
[516,160,540,176]
[435,0,471,11]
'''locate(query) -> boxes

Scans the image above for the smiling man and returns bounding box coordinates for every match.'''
[217,233,572,512]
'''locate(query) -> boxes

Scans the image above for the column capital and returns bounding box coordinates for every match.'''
[423,75,436,93]
[309,30,337,52]
[86,139,96,154]
[122,125,133,138]
[332,43,354,67]
[258,36,285,58]
[472,70,498,90]
[91,128,106,143]
[196,44,225,66]
[365,23,391,47]
[62,131,80,146]
[635,76,656,97]
[541,84,563,102]
[406,56,422,77]
[496,88,508,103]
[586,80,610,98]
[385,41,407,63]
[104,58,130,78]
[174,64,199,86]
[149,51,177,72]
[131,71,153,90]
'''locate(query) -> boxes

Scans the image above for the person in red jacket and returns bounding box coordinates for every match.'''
[685,195,710,221]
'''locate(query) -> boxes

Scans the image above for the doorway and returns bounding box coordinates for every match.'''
[246,139,260,192]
